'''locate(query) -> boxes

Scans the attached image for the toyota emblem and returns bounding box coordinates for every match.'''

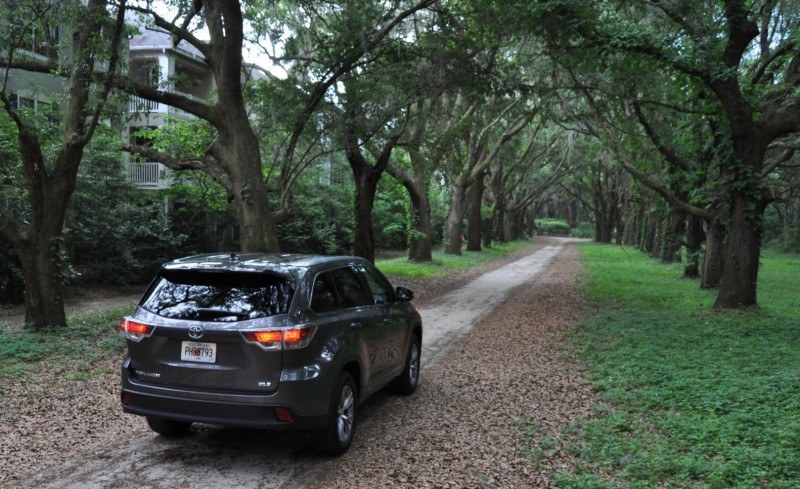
[188,325,204,339]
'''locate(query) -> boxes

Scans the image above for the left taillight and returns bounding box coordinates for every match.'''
[119,318,155,342]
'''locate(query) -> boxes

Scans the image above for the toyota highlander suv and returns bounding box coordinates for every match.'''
[120,253,422,455]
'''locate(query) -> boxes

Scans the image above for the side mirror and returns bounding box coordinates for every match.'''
[395,286,414,302]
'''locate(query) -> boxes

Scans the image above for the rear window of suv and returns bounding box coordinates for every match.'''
[140,270,293,322]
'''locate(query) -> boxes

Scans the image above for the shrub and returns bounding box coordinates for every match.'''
[535,218,570,236]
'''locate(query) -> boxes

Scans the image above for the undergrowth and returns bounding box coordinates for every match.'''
[551,243,800,488]
[0,306,131,380]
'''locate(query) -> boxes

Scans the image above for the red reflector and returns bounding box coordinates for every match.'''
[127,321,151,335]
[283,328,308,343]
[121,392,132,406]
[247,331,282,343]
[274,407,293,422]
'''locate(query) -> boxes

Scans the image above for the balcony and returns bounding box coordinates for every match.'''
[129,95,161,113]
[129,162,171,189]
[128,93,208,117]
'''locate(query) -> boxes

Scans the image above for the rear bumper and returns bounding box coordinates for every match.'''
[120,359,331,430]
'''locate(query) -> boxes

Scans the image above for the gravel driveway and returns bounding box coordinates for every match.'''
[2,238,593,488]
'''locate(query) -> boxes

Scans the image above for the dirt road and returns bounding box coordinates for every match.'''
[12,238,590,488]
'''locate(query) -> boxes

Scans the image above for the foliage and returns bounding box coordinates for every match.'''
[277,161,355,254]
[374,176,408,249]
[0,244,24,303]
[65,128,187,284]
[0,306,129,379]
[535,218,570,235]
[135,117,217,160]
[568,222,593,239]
[0,113,24,303]
[762,205,800,254]
[553,243,800,488]
[377,239,533,278]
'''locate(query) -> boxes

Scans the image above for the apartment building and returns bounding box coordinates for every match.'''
[4,21,68,115]
[127,28,214,189]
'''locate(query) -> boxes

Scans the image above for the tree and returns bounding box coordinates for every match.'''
[0,0,127,329]
[124,0,282,252]
[124,0,437,254]
[443,96,537,254]
[528,0,800,308]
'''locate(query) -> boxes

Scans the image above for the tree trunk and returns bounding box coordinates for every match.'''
[701,217,725,289]
[342,119,397,263]
[505,209,525,241]
[387,160,433,262]
[714,192,765,307]
[488,167,504,244]
[683,213,705,278]
[661,209,686,263]
[641,212,656,252]
[650,213,664,258]
[482,215,493,248]
[633,204,646,247]
[594,209,607,243]
[466,176,484,251]
[352,171,379,263]
[444,183,467,255]
[600,208,615,243]
[20,234,67,328]
[525,206,536,237]
[407,170,433,262]
[218,128,280,252]
[493,203,506,243]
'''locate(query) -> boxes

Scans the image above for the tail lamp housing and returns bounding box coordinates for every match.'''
[242,324,316,351]
[119,318,155,342]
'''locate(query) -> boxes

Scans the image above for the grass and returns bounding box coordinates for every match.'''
[552,243,800,488]
[376,239,534,278]
[0,306,131,381]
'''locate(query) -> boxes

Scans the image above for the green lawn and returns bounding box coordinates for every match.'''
[553,243,800,488]
[376,240,534,278]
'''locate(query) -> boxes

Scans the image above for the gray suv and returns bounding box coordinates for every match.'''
[120,253,422,455]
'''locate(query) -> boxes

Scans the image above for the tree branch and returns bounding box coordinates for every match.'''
[124,143,232,191]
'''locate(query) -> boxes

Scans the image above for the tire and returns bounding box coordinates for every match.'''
[312,371,357,456]
[393,334,420,395]
[146,416,192,436]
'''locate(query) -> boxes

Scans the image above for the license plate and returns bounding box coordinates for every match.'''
[181,341,217,363]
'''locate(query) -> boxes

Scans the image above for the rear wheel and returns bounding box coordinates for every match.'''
[146,416,192,436]
[393,334,420,395]
[312,371,357,455]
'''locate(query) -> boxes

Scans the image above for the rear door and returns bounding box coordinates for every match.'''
[327,266,390,391]
[358,265,407,377]
[126,270,292,394]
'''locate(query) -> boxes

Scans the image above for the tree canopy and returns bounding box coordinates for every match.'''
[2,0,800,327]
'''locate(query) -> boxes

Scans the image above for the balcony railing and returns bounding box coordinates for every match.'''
[129,162,171,189]
[129,95,162,113]
[129,92,208,116]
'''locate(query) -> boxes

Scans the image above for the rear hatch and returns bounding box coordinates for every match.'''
[125,269,294,394]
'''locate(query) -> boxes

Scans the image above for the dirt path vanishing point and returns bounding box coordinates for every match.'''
[8,238,593,488]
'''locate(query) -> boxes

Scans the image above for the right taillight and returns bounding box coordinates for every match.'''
[119,318,155,342]
[242,324,316,351]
